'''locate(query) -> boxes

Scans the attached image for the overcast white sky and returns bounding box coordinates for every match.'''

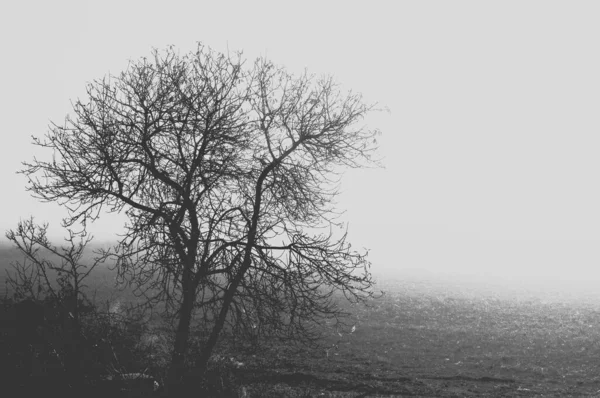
[1,1,599,285]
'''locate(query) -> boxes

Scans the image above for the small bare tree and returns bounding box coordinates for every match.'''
[21,43,382,391]
[5,217,107,380]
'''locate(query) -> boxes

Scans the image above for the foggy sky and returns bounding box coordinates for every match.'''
[1,1,599,286]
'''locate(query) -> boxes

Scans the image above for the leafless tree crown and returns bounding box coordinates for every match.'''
[22,43,382,382]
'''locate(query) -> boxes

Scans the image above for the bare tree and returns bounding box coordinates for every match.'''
[22,43,382,391]
[6,218,102,314]
[5,217,106,381]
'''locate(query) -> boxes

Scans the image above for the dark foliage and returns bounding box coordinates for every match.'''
[0,289,160,396]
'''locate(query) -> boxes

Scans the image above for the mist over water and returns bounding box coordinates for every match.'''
[373,266,600,307]
[3,237,599,307]
[348,222,600,306]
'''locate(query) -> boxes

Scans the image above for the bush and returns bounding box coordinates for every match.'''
[1,292,160,395]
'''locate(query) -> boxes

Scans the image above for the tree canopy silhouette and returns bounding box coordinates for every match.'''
[23,43,382,390]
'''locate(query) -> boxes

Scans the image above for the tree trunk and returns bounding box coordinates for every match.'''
[166,275,196,393]
[194,173,269,375]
